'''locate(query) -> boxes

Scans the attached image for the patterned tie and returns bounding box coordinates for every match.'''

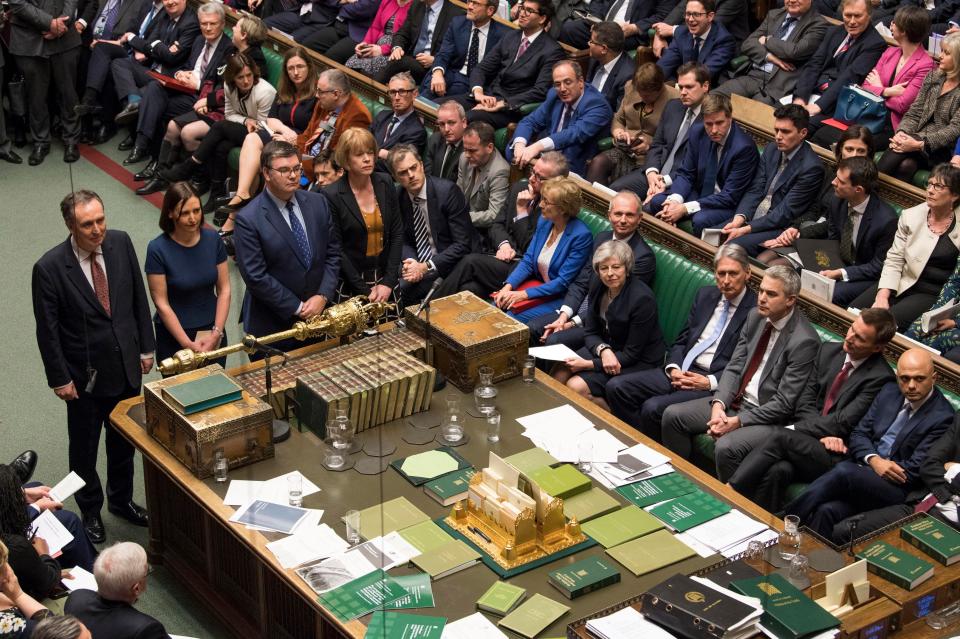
[467,27,480,76]
[604,0,627,20]
[286,201,312,266]
[699,142,721,199]
[755,154,789,218]
[592,66,606,90]
[412,196,434,262]
[385,115,400,143]
[414,6,433,56]
[96,0,121,39]
[732,322,773,411]
[821,361,853,415]
[840,205,858,265]
[681,299,730,372]
[90,253,111,317]
[662,108,693,175]
[776,15,797,40]
[198,43,212,79]
[877,403,912,458]
[514,37,530,63]
[835,34,852,58]
[139,3,158,38]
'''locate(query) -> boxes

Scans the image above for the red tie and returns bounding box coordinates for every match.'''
[821,361,853,415]
[90,253,111,317]
[732,323,773,411]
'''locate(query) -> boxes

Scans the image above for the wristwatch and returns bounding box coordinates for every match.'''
[596,344,611,357]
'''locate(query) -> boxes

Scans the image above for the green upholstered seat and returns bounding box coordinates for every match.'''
[262,46,284,87]
[598,137,613,152]
[913,170,931,189]
[649,244,714,346]
[577,208,611,236]
[495,127,512,154]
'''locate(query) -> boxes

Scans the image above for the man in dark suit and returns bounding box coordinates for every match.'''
[508,60,614,177]
[299,0,378,60]
[8,0,83,164]
[390,145,477,304]
[793,0,886,129]
[655,0,749,42]
[263,0,339,43]
[815,157,899,307]
[380,0,464,84]
[729,309,898,512]
[0,47,23,164]
[435,151,569,298]
[559,0,672,50]
[785,349,955,540]
[32,190,155,542]
[585,21,636,111]
[233,141,342,352]
[607,243,757,438]
[649,93,760,235]
[662,266,821,481]
[371,72,428,173]
[713,0,828,106]
[915,414,960,528]
[423,0,508,100]
[721,104,824,255]
[464,0,564,129]
[611,62,709,198]
[656,0,737,82]
[423,100,467,181]
[65,542,169,639]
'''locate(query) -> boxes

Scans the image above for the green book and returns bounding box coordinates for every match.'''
[476,581,527,615]
[900,515,960,566]
[581,505,664,548]
[391,447,472,486]
[528,464,591,499]
[647,489,732,532]
[388,573,435,609]
[355,497,431,541]
[161,372,242,414]
[856,540,935,590]
[498,593,569,638]
[730,573,840,639]
[398,520,456,555]
[617,472,698,508]
[316,569,409,622]
[547,556,620,599]
[423,468,476,506]
[364,611,446,639]
[563,487,622,523]
[605,529,697,576]
[504,448,559,475]
[411,539,480,579]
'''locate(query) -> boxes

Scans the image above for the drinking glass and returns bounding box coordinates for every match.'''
[213,450,228,483]
[522,355,536,383]
[778,514,802,561]
[345,509,361,545]
[486,410,501,443]
[323,438,346,470]
[787,554,809,588]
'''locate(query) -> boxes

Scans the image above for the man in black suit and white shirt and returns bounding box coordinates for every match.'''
[585,21,636,111]
[380,0,464,84]
[371,72,428,173]
[423,100,466,182]
[32,191,154,543]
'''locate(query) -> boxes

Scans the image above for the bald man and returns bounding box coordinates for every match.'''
[784,349,955,541]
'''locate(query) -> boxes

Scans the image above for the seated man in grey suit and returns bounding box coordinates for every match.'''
[456,121,510,246]
[728,308,897,512]
[661,266,821,481]
[423,101,467,182]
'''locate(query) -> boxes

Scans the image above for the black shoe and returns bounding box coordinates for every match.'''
[10,451,38,484]
[160,159,197,183]
[134,159,158,182]
[136,177,167,195]
[28,144,50,166]
[220,230,235,257]
[63,144,80,163]
[0,150,22,164]
[117,133,135,151]
[92,123,116,146]
[123,146,150,165]
[190,176,210,197]
[82,512,106,544]
[74,102,103,117]
[108,501,149,527]
[114,102,140,126]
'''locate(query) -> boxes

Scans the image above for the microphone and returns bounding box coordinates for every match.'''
[242,334,289,362]
[415,277,445,317]
[847,514,866,555]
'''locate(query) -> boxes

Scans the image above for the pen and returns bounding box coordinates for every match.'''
[469,526,491,543]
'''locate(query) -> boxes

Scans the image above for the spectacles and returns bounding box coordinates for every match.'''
[466,0,493,6]
[517,5,543,15]
[316,88,338,95]
[387,88,415,96]
[531,170,548,181]
[928,181,949,192]
[587,39,604,47]
[684,11,707,17]
[269,164,303,178]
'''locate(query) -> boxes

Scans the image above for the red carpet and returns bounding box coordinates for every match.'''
[79,144,164,209]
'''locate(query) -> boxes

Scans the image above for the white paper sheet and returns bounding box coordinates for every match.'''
[441,612,509,639]
[229,500,311,534]
[586,607,677,639]
[30,509,74,557]
[527,344,580,361]
[265,523,350,569]
[48,472,86,503]
[721,528,779,559]
[684,510,769,554]
[62,565,97,592]
[224,471,321,506]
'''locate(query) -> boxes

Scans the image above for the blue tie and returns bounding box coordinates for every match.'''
[286,201,312,266]
[877,403,912,458]
[700,143,719,198]
[681,299,730,372]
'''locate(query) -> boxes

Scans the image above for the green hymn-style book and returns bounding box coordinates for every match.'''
[581,505,664,548]
[498,593,570,638]
[605,529,696,577]
[647,489,732,532]
[411,539,480,580]
[563,487,622,523]
[387,573,435,610]
[548,556,621,599]
[316,569,409,622]
[364,611,446,639]
[528,464,592,499]
[504,448,559,475]
[161,372,242,414]
[900,515,960,566]
[476,581,527,616]
[617,472,698,508]
[856,540,935,590]
[354,497,431,541]
[730,573,840,639]
[423,467,476,506]
[398,520,456,555]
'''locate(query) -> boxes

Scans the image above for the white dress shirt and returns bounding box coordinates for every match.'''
[457,22,491,76]
[840,195,870,281]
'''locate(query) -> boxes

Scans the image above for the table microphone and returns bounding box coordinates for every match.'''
[415,277,445,317]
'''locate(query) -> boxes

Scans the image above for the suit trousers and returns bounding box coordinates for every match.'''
[397,270,440,306]
[0,79,9,154]
[66,387,139,515]
[832,279,873,307]
[850,284,938,331]
[784,460,911,539]
[23,490,97,570]
[15,48,81,145]
[606,367,709,438]
[435,253,514,299]
[264,11,325,43]
[714,69,786,106]
[560,18,641,50]
[136,82,196,147]
[378,56,431,85]
[647,192,735,236]
[730,230,782,257]
[300,20,349,54]
[110,57,156,101]
[421,70,472,101]
[323,37,362,65]
[85,42,128,94]
[609,168,649,198]
[526,312,583,347]
[464,106,520,130]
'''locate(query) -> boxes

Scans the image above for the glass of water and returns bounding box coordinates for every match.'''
[287,473,303,507]
[522,355,536,384]
[486,410,501,443]
[213,449,228,483]
[778,514,802,560]
[323,438,346,470]
[345,509,361,545]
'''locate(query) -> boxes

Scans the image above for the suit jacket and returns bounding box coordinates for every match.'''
[127,10,200,74]
[794,25,886,115]
[657,23,737,82]
[508,84,613,176]
[392,0,464,56]
[792,342,895,440]
[921,414,960,503]
[32,231,155,397]
[739,8,828,100]
[431,15,509,78]
[897,70,960,155]
[185,33,235,104]
[297,93,373,176]
[879,203,960,295]
[586,53,636,111]
[671,121,759,211]
[423,132,462,182]
[666,285,758,375]
[861,45,936,130]
[505,216,594,299]
[644,98,703,176]
[233,190,342,336]
[583,277,666,371]
[336,0,379,42]
[588,0,672,34]
[3,533,59,601]
[469,29,565,110]
[848,383,955,484]
[826,195,898,282]
[736,141,823,233]
[455,149,510,228]
[323,172,404,293]
[8,0,81,56]
[371,110,428,153]
[65,590,168,639]
[79,0,149,41]
[664,0,749,42]
[398,177,476,277]
[489,180,541,254]
[715,308,821,427]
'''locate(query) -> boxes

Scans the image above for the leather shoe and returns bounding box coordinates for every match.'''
[117,133,135,151]
[123,146,150,165]
[0,150,22,164]
[74,102,102,117]
[136,177,167,195]
[114,102,140,127]
[9,451,37,484]
[92,123,116,146]
[134,159,158,182]
[63,144,80,163]
[108,501,149,527]
[83,512,106,544]
[28,144,50,166]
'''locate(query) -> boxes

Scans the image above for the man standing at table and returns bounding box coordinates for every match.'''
[32,190,155,544]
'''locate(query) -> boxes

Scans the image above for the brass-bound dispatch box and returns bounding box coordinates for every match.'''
[144,365,274,478]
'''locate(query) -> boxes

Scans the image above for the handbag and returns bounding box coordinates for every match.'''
[834,84,888,134]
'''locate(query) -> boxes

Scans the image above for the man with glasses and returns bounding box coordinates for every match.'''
[424,0,508,100]
[380,0,464,85]
[233,141,341,355]
[655,0,736,83]
[300,68,372,164]
[585,21,635,111]
[371,72,427,172]
[559,0,671,51]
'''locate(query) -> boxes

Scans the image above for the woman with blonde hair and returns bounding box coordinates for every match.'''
[0,539,50,638]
